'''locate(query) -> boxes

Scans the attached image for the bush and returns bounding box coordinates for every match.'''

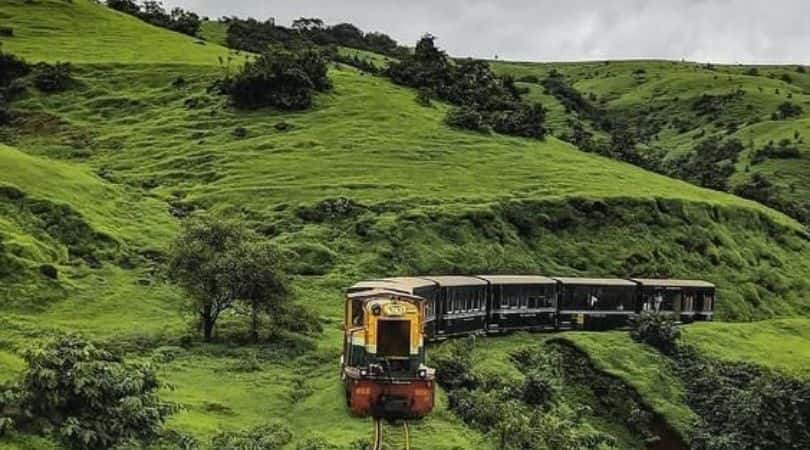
[210,421,292,450]
[774,101,803,120]
[38,264,58,279]
[445,106,486,131]
[296,437,339,450]
[221,47,331,110]
[3,335,172,450]
[430,338,477,390]
[629,312,681,353]
[33,62,74,93]
[0,27,12,37]
[492,102,547,138]
[0,52,30,87]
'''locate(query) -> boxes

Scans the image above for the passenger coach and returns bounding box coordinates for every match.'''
[480,275,557,333]
[347,275,716,339]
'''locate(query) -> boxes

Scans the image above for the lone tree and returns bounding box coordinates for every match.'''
[1,335,171,450]
[168,216,290,341]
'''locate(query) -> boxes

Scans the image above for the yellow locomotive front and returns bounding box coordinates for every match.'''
[342,287,435,418]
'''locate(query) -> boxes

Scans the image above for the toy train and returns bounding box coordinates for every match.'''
[341,275,716,418]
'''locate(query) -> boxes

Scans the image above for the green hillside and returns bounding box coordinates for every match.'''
[492,59,810,221]
[1,1,809,449]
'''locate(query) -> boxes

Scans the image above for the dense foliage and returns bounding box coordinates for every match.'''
[0,335,171,450]
[167,216,291,341]
[431,339,678,449]
[387,35,547,138]
[106,0,201,37]
[671,137,744,191]
[33,62,73,92]
[0,51,30,125]
[629,312,681,354]
[223,16,407,57]
[217,47,331,110]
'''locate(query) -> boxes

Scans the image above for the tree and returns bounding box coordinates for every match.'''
[168,216,290,341]
[219,46,331,110]
[291,17,324,32]
[233,241,290,342]
[2,335,171,450]
[106,0,140,16]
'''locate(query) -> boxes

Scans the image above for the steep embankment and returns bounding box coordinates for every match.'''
[1,1,809,448]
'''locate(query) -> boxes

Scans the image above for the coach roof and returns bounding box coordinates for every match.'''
[422,276,488,287]
[552,277,637,286]
[477,275,556,285]
[630,278,715,288]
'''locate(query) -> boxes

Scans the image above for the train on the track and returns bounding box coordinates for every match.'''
[341,275,716,418]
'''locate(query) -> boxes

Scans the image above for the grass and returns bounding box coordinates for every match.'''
[684,318,810,378]
[491,59,810,206]
[0,1,809,449]
[560,332,696,439]
[0,0,230,65]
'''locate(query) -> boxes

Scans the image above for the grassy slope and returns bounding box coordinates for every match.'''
[1,1,809,448]
[492,59,810,205]
[684,318,810,378]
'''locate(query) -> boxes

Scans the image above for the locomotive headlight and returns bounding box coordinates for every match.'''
[417,369,427,379]
[360,368,369,377]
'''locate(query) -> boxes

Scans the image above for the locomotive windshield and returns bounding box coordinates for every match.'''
[377,319,411,357]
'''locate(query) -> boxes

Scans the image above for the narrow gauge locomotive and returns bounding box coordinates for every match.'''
[342,283,435,418]
[342,275,715,418]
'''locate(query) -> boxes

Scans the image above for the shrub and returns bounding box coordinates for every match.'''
[221,47,331,110]
[3,335,172,450]
[0,95,11,126]
[0,52,30,87]
[416,87,432,106]
[491,102,547,138]
[38,264,58,279]
[211,421,292,450]
[629,312,681,353]
[232,126,248,138]
[296,437,339,450]
[0,27,12,37]
[774,101,803,120]
[522,370,556,406]
[33,62,74,93]
[430,338,477,390]
[445,106,486,131]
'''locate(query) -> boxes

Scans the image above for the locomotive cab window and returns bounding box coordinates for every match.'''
[350,299,364,327]
[377,319,411,358]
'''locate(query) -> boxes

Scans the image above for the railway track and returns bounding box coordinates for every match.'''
[372,418,410,450]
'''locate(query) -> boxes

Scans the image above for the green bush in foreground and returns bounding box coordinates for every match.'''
[0,335,172,450]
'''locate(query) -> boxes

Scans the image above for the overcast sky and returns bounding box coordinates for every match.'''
[169,0,810,64]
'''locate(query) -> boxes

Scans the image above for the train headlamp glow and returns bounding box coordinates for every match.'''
[360,368,369,377]
[417,369,427,379]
